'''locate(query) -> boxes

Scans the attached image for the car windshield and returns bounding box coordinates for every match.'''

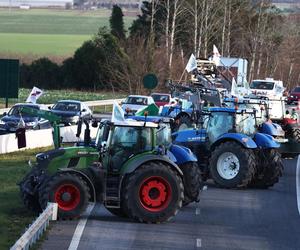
[292,87,300,93]
[53,102,80,112]
[152,94,170,102]
[250,81,275,90]
[125,97,148,105]
[8,105,39,117]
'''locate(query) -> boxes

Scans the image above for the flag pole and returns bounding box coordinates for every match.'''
[178,70,185,83]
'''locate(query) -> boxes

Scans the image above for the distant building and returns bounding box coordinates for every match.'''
[0,0,73,8]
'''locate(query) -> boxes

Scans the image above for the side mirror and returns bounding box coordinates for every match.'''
[2,112,7,116]
[92,120,98,128]
[48,106,51,110]
[82,109,87,112]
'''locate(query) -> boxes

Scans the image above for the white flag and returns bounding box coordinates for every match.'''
[231,77,237,96]
[26,86,43,104]
[185,54,197,73]
[111,101,125,123]
[212,45,221,66]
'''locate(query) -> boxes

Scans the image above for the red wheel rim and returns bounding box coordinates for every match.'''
[54,184,81,211]
[139,176,172,212]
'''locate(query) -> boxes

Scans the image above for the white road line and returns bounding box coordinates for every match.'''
[196,238,202,248]
[195,207,201,215]
[202,185,208,191]
[68,203,95,250]
[296,156,300,216]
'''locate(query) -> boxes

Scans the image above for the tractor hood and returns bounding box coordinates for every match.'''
[260,122,285,137]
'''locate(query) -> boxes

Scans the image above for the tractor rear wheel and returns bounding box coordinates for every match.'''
[179,162,203,206]
[39,172,90,219]
[286,127,300,143]
[123,162,184,223]
[249,149,283,188]
[209,141,256,188]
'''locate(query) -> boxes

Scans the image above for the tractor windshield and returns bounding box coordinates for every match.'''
[207,112,234,142]
[235,113,256,135]
[156,124,171,146]
[111,126,152,153]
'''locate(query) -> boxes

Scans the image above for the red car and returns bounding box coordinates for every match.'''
[151,93,172,107]
[287,87,300,104]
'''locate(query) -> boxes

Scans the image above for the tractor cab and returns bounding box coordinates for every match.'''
[95,119,157,172]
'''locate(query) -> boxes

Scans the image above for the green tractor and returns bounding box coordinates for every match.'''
[19,110,202,223]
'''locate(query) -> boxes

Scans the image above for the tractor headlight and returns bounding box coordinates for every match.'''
[0,120,5,125]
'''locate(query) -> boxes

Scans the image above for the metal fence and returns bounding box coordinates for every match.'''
[10,203,58,250]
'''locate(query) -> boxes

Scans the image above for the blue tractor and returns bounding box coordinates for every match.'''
[161,80,222,131]
[172,107,283,189]
[223,96,300,158]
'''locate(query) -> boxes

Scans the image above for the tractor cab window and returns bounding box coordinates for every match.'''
[95,124,110,149]
[109,126,152,171]
[156,124,171,146]
[110,126,152,154]
[207,112,233,142]
[235,113,256,135]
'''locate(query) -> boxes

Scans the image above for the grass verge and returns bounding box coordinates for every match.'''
[0,147,51,249]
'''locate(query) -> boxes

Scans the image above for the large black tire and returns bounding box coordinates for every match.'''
[209,141,256,188]
[179,162,203,206]
[286,127,300,143]
[39,172,90,219]
[122,162,184,223]
[19,167,42,212]
[249,149,283,188]
[173,115,192,132]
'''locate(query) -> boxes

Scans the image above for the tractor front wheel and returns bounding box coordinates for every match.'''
[39,173,90,219]
[210,142,256,188]
[123,162,184,223]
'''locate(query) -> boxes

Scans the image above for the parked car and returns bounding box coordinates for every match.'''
[50,100,92,125]
[121,95,155,114]
[151,93,172,107]
[287,87,300,104]
[0,103,50,134]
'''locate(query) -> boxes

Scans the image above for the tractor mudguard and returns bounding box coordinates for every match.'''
[213,133,257,149]
[260,122,285,137]
[172,129,207,143]
[120,154,183,177]
[253,133,280,149]
[58,168,97,202]
[168,144,197,165]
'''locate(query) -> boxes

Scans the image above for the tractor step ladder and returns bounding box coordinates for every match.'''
[105,174,121,208]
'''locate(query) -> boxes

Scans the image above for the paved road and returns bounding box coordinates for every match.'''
[41,159,300,250]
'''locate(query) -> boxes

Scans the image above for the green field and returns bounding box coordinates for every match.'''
[0,148,51,249]
[0,88,126,109]
[0,8,136,56]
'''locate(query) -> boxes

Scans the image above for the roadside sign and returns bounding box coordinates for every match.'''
[0,59,19,107]
[143,73,158,90]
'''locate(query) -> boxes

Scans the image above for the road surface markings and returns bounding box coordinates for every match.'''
[196,238,202,248]
[68,203,95,250]
[202,185,208,191]
[195,207,201,215]
[297,156,300,216]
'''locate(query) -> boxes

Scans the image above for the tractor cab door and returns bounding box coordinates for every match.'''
[207,112,234,143]
[107,126,152,172]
